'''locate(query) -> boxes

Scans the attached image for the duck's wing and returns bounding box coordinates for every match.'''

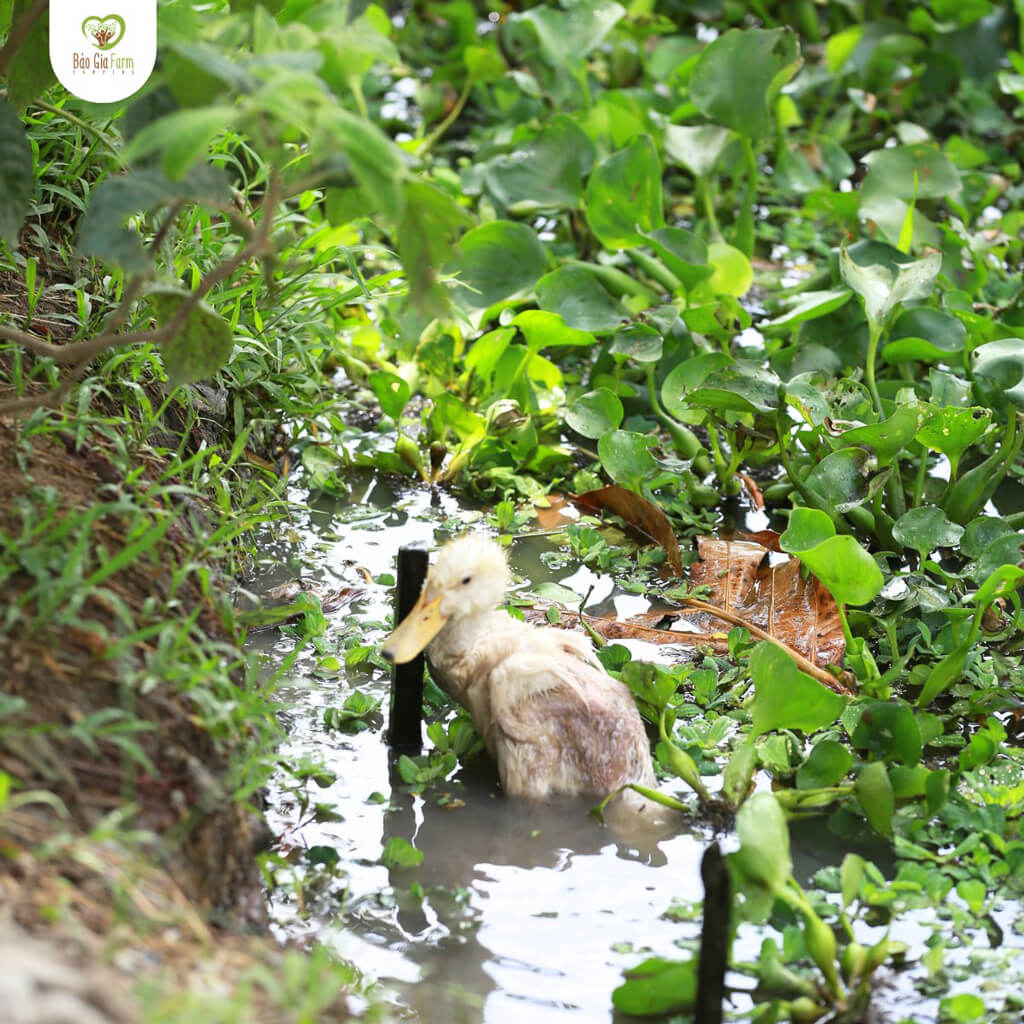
[488,647,654,799]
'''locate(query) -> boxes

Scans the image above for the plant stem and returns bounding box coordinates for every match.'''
[419,75,475,157]
[864,320,885,419]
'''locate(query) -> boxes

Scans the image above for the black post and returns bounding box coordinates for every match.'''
[694,841,730,1024]
[387,545,428,750]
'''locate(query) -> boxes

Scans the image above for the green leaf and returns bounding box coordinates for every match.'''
[149,289,234,389]
[368,370,410,421]
[971,338,1024,410]
[763,289,853,328]
[803,448,871,513]
[565,388,623,439]
[380,836,424,869]
[796,739,852,789]
[690,27,801,142]
[883,308,966,363]
[0,98,32,246]
[663,123,733,178]
[3,0,55,108]
[464,44,506,82]
[519,0,625,70]
[686,361,780,414]
[851,700,923,766]
[597,431,657,491]
[483,116,595,212]
[731,792,791,892]
[916,405,991,479]
[396,179,471,313]
[584,135,664,250]
[939,993,985,1023]
[704,241,752,297]
[839,852,865,909]
[513,310,596,353]
[121,107,234,180]
[449,220,548,310]
[780,508,836,554]
[971,563,1024,611]
[78,166,232,272]
[839,242,942,330]
[749,643,848,737]
[834,403,924,462]
[854,761,894,836]
[892,507,964,562]
[535,265,624,332]
[609,324,662,363]
[643,228,713,291]
[794,536,884,607]
[322,108,408,220]
[612,957,697,1016]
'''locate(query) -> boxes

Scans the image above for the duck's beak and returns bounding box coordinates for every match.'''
[381,590,446,664]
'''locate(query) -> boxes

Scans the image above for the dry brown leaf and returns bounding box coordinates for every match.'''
[570,485,682,574]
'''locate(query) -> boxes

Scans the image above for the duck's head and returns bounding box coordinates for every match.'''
[381,535,510,664]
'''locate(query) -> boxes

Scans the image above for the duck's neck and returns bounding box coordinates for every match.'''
[426,609,526,726]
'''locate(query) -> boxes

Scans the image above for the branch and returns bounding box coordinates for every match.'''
[679,596,854,695]
[0,174,280,415]
[0,0,47,78]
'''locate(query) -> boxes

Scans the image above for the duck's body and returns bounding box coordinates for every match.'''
[382,535,656,801]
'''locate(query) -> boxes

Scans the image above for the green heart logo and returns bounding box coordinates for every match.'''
[81,14,126,50]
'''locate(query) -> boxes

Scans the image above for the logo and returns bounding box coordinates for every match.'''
[50,1,155,102]
[82,15,126,51]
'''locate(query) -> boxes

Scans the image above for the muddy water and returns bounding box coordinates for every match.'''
[252,475,913,1021]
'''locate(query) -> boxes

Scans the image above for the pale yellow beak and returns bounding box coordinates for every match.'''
[381,591,446,664]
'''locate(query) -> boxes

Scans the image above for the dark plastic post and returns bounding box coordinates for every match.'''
[387,545,428,750]
[695,841,730,1024]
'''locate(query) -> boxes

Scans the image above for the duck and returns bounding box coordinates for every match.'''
[381,535,659,809]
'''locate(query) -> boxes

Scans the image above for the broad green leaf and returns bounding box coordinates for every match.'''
[598,430,657,491]
[851,700,923,766]
[323,108,408,220]
[971,563,1024,611]
[917,642,970,708]
[763,288,852,328]
[0,98,33,246]
[854,761,893,836]
[749,643,847,738]
[731,792,791,892]
[301,445,345,492]
[396,179,470,313]
[609,324,662,363]
[565,388,624,439]
[892,507,963,562]
[795,535,884,607]
[519,0,625,69]
[464,44,505,82]
[149,289,234,389]
[704,241,752,297]
[380,836,424,869]
[612,957,697,1016]
[882,308,966,363]
[839,242,942,330]
[971,338,1024,410]
[660,352,732,421]
[513,310,595,352]
[860,144,961,203]
[690,27,801,142]
[121,107,234,180]
[939,993,985,1023]
[804,448,871,512]
[78,166,232,272]
[834,403,924,462]
[465,327,516,382]
[368,370,410,421]
[779,508,836,554]
[916,405,991,479]
[448,221,548,309]
[839,853,865,909]
[584,135,664,249]
[483,116,595,211]
[686,361,780,414]
[825,25,862,73]
[722,736,757,808]
[535,266,624,333]
[3,0,55,108]
[643,228,713,291]
[664,123,733,178]
[796,739,852,789]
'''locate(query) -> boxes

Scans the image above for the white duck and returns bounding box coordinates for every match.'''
[381,535,657,805]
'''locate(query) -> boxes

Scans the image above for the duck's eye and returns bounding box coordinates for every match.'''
[461,575,472,585]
